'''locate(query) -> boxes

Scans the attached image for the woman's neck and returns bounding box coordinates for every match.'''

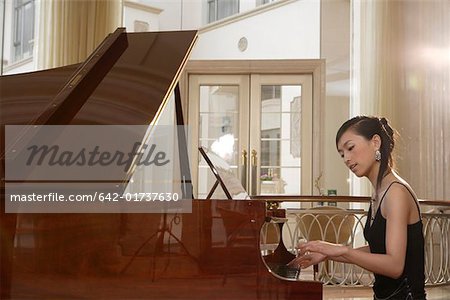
[373,170,396,198]
[369,168,394,194]
[367,163,381,188]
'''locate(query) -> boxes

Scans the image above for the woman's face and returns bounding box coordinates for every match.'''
[336,129,379,178]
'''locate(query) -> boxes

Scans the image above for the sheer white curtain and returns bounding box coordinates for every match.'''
[353,0,450,200]
[37,0,122,69]
[396,1,450,201]
[351,0,402,197]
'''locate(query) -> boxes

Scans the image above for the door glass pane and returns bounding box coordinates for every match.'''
[200,86,238,111]
[198,85,240,198]
[260,85,302,195]
[199,113,238,139]
[198,136,238,165]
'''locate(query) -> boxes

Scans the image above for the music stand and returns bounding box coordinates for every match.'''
[198,147,250,200]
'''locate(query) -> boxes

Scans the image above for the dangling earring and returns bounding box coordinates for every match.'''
[375,150,381,161]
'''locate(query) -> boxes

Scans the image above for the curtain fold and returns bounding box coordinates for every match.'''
[37,0,122,69]
[357,0,450,200]
[397,0,450,200]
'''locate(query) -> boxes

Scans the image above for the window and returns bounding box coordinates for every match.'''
[208,0,239,23]
[261,85,281,101]
[257,0,276,6]
[12,0,35,63]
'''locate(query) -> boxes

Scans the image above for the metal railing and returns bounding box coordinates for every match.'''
[259,196,450,286]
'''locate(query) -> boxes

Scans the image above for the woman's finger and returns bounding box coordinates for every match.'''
[287,258,300,268]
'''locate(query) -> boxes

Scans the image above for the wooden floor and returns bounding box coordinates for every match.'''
[323,284,450,300]
[298,264,450,300]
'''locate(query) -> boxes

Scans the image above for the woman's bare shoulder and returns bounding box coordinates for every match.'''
[382,180,419,221]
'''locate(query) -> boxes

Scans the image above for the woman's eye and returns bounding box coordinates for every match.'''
[348,146,354,151]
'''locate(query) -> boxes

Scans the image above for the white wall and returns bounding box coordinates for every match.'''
[138,0,267,31]
[190,0,321,60]
[180,1,203,29]
[239,0,257,13]
[3,0,320,73]
[321,0,351,197]
[137,0,183,30]
[324,96,350,195]
[123,2,161,32]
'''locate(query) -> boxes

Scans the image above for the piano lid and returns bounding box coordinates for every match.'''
[0,30,198,126]
[1,29,197,213]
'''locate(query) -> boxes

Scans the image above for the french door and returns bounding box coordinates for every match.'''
[189,73,313,198]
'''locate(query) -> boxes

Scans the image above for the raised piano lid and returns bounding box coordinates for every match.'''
[0,30,322,299]
[1,29,198,203]
[0,29,198,126]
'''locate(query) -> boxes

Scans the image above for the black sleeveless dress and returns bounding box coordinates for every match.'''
[363,182,426,299]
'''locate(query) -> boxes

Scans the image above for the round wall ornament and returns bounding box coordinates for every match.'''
[238,37,248,52]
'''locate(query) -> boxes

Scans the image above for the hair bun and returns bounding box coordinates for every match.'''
[379,117,394,149]
[379,117,391,133]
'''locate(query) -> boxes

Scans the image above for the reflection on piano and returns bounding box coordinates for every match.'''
[199,146,300,280]
[0,29,322,299]
[262,213,301,280]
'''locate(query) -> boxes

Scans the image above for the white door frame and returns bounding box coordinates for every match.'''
[180,59,326,197]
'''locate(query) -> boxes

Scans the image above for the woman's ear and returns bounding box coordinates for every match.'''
[371,134,381,150]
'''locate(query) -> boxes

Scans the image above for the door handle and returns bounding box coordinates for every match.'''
[251,150,257,195]
[241,149,247,189]
[251,149,257,166]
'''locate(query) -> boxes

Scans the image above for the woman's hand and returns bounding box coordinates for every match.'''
[288,251,327,269]
[298,240,348,258]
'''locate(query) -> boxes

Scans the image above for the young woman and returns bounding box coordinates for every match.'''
[290,116,426,299]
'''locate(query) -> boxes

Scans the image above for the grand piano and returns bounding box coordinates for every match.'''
[0,29,322,299]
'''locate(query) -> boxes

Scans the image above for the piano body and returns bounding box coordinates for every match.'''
[0,29,322,299]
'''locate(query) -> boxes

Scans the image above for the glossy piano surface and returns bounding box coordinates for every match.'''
[10,199,321,299]
[1,31,198,298]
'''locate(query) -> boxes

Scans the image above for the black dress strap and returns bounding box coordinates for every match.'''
[379,181,421,219]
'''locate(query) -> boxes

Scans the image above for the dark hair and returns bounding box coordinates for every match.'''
[335,116,395,189]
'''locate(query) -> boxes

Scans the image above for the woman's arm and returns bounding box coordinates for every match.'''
[297,185,412,279]
[289,243,370,267]
[331,245,369,263]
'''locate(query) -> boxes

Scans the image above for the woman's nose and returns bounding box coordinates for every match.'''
[344,153,351,164]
